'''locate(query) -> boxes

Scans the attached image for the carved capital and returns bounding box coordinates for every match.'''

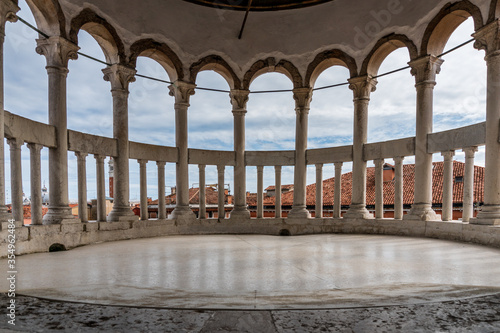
[0,0,19,33]
[94,154,105,163]
[348,75,377,100]
[293,87,313,110]
[473,20,500,57]
[441,150,455,160]
[230,89,250,113]
[394,156,404,165]
[156,161,166,168]
[168,81,196,105]
[102,64,136,92]
[374,159,384,168]
[7,137,23,149]
[463,146,478,158]
[27,142,43,153]
[408,56,443,85]
[36,36,79,69]
[75,151,88,161]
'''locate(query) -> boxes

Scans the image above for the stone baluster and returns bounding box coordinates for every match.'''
[463,146,478,222]
[274,165,282,218]
[394,156,404,220]
[7,138,22,223]
[374,159,384,219]
[157,161,166,220]
[315,163,323,218]
[75,152,88,222]
[27,143,43,225]
[333,162,343,218]
[441,151,455,221]
[257,166,264,218]
[95,155,106,222]
[199,164,206,219]
[138,160,148,221]
[217,164,225,219]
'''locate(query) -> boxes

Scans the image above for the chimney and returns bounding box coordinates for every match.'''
[108,158,114,198]
[383,164,395,182]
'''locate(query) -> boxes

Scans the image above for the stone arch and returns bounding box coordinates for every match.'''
[305,49,358,87]
[360,34,418,76]
[189,55,241,90]
[242,57,303,90]
[69,8,125,65]
[128,39,184,82]
[421,1,484,56]
[488,0,499,23]
[25,0,66,37]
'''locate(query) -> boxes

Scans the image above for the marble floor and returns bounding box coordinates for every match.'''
[3,234,500,310]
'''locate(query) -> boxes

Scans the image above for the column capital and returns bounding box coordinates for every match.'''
[169,80,196,105]
[463,146,478,158]
[36,36,79,69]
[102,64,136,92]
[256,165,264,173]
[473,20,500,58]
[74,151,88,160]
[27,142,43,153]
[293,87,313,111]
[138,159,147,166]
[334,161,344,168]
[408,55,443,86]
[198,163,206,170]
[441,150,455,160]
[274,165,282,171]
[156,161,166,167]
[394,156,405,164]
[374,158,384,167]
[94,154,105,162]
[217,164,225,173]
[6,137,22,148]
[348,75,377,100]
[0,0,19,33]
[315,163,323,170]
[230,89,250,113]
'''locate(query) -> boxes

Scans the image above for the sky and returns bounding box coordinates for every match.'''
[3,1,487,203]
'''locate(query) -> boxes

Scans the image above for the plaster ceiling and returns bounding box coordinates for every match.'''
[182,0,335,11]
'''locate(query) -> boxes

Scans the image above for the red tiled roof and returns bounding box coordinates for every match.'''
[265,184,294,191]
[279,161,484,207]
[150,187,229,205]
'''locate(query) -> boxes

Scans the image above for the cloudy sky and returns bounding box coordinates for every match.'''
[4,1,486,203]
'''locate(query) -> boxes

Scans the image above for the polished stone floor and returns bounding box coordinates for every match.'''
[2,234,500,310]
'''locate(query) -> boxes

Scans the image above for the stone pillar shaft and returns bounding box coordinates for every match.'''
[199,164,206,219]
[394,157,404,220]
[463,147,478,222]
[315,164,323,218]
[472,21,500,224]
[441,151,455,222]
[257,165,264,218]
[344,76,377,219]
[7,138,22,223]
[404,56,443,221]
[36,37,79,224]
[374,159,384,219]
[275,165,282,218]
[169,82,196,219]
[157,161,166,220]
[333,162,343,218]
[217,165,225,219]
[230,90,250,218]
[28,143,43,225]
[75,152,88,222]
[138,160,147,221]
[289,88,312,219]
[0,1,19,221]
[95,155,106,222]
[103,65,137,222]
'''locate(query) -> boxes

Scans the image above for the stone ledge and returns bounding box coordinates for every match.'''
[98,221,131,231]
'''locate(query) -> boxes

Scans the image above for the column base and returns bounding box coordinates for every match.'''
[470,205,500,225]
[107,207,139,222]
[287,206,311,219]
[403,204,440,221]
[344,204,374,219]
[230,206,251,219]
[43,206,78,225]
[171,206,195,225]
[0,207,13,223]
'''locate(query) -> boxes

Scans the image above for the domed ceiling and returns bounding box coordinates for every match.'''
[182,0,334,11]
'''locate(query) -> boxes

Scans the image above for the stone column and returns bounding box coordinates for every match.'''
[0,0,19,222]
[274,165,282,218]
[169,81,196,219]
[199,164,206,219]
[75,152,88,222]
[344,76,377,219]
[157,161,166,220]
[257,165,264,218]
[7,138,22,223]
[472,21,500,224]
[36,36,79,224]
[28,143,43,225]
[463,146,478,222]
[333,162,343,218]
[441,151,455,222]
[217,164,225,219]
[394,156,404,220]
[404,56,443,221]
[315,163,323,218]
[288,87,313,219]
[138,159,148,221]
[374,159,384,219]
[230,89,250,218]
[95,155,106,222]
[103,64,138,222]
